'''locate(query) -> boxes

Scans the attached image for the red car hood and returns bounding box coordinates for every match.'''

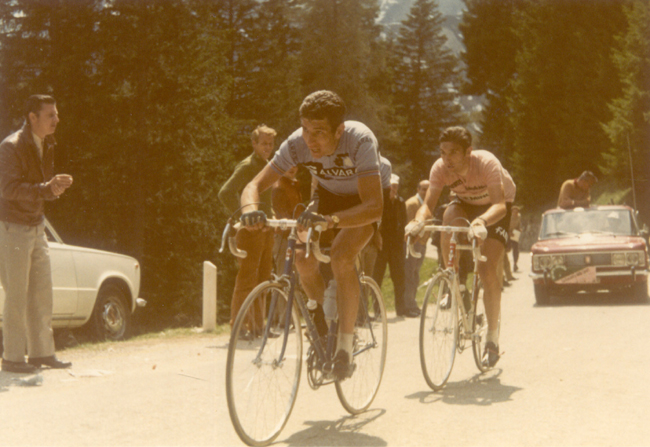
[532,234,647,253]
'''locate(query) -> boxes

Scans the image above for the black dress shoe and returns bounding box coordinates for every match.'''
[28,356,72,369]
[403,308,420,318]
[2,359,38,374]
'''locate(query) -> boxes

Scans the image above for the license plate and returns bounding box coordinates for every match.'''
[555,266,598,284]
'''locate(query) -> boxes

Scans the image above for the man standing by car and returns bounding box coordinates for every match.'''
[557,171,598,209]
[0,94,73,373]
[218,124,276,329]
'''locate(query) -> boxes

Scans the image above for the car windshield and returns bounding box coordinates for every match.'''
[540,209,635,240]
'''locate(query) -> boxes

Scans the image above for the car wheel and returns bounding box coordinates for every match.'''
[91,284,131,341]
[632,280,648,303]
[534,284,551,306]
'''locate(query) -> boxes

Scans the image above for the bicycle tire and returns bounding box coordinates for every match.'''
[419,272,458,391]
[471,289,501,373]
[335,276,387,414]
[226,282,302,446]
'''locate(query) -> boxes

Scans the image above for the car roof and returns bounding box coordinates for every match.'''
[542,205,634,216]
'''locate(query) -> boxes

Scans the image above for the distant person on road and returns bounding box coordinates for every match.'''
[403,180,429,314]
[557,171,597,209]
[509,205,522,272]
[218,124,276,329]
[373,174,418,318]
[0,94,73,374]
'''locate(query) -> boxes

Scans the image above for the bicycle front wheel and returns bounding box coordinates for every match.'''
[471,287,500,373]
[335,276,387,414]
[471,284,490,372]
[226,282,302,446]
[419,273,458,391]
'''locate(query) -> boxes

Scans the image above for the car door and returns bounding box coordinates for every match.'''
[47,241,79,316]
[0,224,78,326]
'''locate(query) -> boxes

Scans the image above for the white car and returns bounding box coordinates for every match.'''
[0,219,145,341]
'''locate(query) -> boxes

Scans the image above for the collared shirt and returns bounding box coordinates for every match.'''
[218,151,273,216]
[32,132,43,159]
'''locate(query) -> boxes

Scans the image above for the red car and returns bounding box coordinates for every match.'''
[530,205,649,305]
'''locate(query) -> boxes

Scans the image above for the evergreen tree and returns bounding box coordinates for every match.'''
[459,0,520,158]
[508,0,626,209]
[0,0,236,326]
[602,0,650,222]
[244,0,304,138]
[392,0,461,182]
[300,0,383,127]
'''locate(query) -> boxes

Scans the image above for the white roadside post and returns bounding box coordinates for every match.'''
[203,261,217,331]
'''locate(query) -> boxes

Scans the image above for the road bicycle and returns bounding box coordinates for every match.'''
[220,218,387,446]
[407,220,494,391]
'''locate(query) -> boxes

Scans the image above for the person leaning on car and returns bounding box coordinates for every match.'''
[557,170,598,209]
[0,94,73,374]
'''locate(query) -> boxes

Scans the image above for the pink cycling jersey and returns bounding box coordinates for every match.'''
[429,149,516,205]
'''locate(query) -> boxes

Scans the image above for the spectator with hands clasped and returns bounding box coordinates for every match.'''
[405,126,516,368]
[0,94,73,373]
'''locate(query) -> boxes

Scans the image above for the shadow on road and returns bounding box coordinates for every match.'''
[283,408,387,446]
[406,369,522,407]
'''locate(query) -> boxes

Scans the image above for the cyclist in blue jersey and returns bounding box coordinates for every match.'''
[240,91,384,380]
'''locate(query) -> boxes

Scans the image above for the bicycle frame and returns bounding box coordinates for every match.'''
[407,224,485,338]
[222,218,378,375]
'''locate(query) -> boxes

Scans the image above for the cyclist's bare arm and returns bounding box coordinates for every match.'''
[474,183,507,226]
[239,164,282,227]
[324,174,383,228]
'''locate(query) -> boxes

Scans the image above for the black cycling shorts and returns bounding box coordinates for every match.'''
[450,199,512,247]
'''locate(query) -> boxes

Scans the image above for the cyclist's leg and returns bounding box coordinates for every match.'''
[295,246,325,304]
[330,225,374,378]
[331,225,374,335]
[476,238,504,337]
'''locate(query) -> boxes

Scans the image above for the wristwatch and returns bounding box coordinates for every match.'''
[330,215,340,229]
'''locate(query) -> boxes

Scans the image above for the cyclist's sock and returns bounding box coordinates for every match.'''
[487,329,499,346]
[337,332,354,363]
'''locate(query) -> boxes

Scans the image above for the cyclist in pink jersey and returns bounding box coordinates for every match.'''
[406,126,516,367]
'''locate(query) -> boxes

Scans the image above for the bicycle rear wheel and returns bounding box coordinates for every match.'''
[419,273,458,391]
[335,276,387,414]
[226,282,302,446]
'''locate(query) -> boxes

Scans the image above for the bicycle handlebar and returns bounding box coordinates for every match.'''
[406,224,487,263]
[218,218,331,263]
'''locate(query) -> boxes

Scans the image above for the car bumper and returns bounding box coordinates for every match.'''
[530,268,649,284]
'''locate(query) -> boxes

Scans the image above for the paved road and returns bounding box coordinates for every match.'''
[2,252,650,446]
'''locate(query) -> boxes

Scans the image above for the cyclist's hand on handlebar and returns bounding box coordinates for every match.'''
[404,219,425,241]
[240,210,267,230]
[468,218,488,242]
[297,211,328,232]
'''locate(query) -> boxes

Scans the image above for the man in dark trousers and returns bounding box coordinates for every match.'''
[0,94,73,373]
[373,174,418,318]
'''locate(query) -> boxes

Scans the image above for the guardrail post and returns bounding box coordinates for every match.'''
[203,261,217,331]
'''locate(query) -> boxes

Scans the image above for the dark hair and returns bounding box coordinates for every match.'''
[579,170,598,183]
[299,90,346,129]
[24,94,56,120]
[439,126,472,150]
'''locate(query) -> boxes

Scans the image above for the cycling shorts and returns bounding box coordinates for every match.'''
[450,199,512,247]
